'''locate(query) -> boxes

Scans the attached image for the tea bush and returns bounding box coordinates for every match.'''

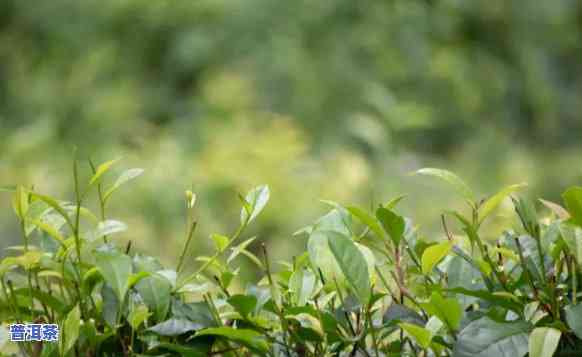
[1,159,582,356]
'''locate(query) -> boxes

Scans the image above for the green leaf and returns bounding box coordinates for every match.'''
[228,294,257,318]
[421,291,462,331]
[565,303,582,339]
[89,158,120,186]
[289,268,317,306]
[95,250,133,303]
[196,327,269,353]
[11,185,29,220]
[135,274,171,321]
[128,305,151,330]
[347,206,385,239]
[421,241,452,274]
[61,305,81,355]
[240,185,270,224]
[103,168,144,202]
[307,230,343,283]
[27,218,65,243]
[87,220,128,241]
[529,327,561,357]
[383,303,425,327]
[327,231,371,304]
[399,322,432,349]
[29,192,74,230]
[478,183,527,224]
[148,318,204,336]
[563,186,582,227]
[559,223,582,265]
[376,207,405,246]
[454,317,530,357]
[211,234,229,252]
[414,168,474,203]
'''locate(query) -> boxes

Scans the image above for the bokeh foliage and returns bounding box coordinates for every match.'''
[1,0,582,262]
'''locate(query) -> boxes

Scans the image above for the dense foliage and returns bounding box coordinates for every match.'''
[1,159,582,356]
[3,0,582,260]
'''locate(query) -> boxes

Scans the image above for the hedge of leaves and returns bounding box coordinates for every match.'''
[1,159,582,356]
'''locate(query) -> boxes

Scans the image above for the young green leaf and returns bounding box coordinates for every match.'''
[240,185,270,224]
[563,186,582,227]
[528,327,561,357]
[128,305,151,330]
[327,231,371,304]
[399,322,432,349]
[103,168,144,202]
[61,305,81,355]
[478,183,527,224]
[89,158,121,186]
[421,241,452,274]
[211,234,230,252]
[376,207,405,246]
[413,168,474,203]
[228,294,258,318]
[421,291,462,331]
[347,206,384,239]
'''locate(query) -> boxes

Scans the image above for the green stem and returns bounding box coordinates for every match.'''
[176,221,197,273]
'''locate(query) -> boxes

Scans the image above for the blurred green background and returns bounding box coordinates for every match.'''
[1,0,582,266]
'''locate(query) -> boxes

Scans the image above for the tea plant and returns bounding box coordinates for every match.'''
[1,160,582,356]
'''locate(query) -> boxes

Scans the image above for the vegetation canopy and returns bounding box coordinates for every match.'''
[1,158,582,356]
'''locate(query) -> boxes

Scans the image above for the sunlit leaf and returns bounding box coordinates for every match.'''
[478,183,527,224]
[61,305,81,355]
[103,168,144,202]
[563,186,582,227]
[414,168,474,203]
[240,185,270,224]
[89,158,121,186]
[529,327,561,357]
[421,241,452,274]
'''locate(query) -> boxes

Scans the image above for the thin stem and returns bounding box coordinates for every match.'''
[176,221,197,274]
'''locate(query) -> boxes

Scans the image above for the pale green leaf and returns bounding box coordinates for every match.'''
[89,158,121,186]
[240,185,270,224]
[478,183,527,224]
[103,168,144,202]
[529,327,561,357]
[421,241,452,274]
[414,168,474,203]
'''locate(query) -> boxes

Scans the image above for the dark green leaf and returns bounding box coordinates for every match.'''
[196,327,269,353]
[347,206,384,239]
[453,317,530,357]
[376,207,405,246]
